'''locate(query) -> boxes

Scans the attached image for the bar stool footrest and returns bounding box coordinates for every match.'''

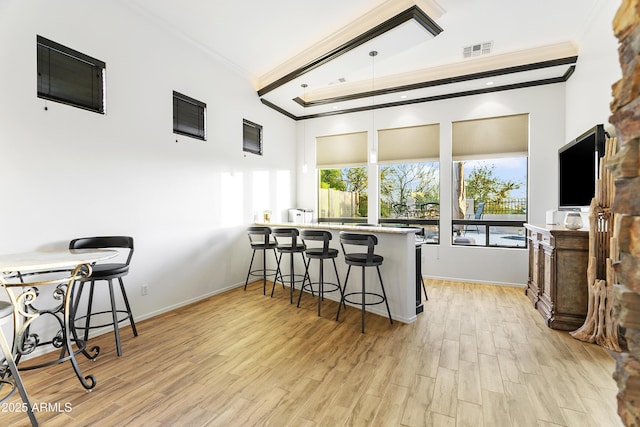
[342,291,386,307]
[75,310,133,330]
[301,281,341,295]
[247,268,280,280]
[278,273,308,286]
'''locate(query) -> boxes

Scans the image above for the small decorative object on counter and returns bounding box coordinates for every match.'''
[263,210,271,223]
[564,211,583,230]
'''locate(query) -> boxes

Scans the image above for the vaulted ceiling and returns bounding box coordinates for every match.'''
[125,0,604,119]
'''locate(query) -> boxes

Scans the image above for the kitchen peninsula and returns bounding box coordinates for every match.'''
[255,222,422,323]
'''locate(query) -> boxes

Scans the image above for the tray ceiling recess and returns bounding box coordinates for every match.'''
[257,1,579,120]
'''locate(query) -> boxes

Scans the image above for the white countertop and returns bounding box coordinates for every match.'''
[255,222,420,235]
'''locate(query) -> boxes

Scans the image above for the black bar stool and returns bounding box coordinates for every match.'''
[297,230,344,316]
[244,226,279,295]
[0,301,38,426]
[271,228,308,303]
[70,236,137,357]
[337,232,393,333]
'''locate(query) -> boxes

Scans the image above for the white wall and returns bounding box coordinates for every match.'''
[0,0,296,327]
[565,0,621,140]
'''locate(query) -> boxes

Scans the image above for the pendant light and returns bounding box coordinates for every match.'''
[369,51,378,164]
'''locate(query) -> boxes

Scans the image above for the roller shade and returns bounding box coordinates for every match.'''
[316,131,367,167]
[452,114,529,160]
[378,124,440,163]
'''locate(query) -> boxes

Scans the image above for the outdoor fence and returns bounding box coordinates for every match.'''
[480,198,527,215]
[318,188,360,218]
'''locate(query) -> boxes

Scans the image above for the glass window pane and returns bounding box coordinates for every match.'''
[318,167,368,220]
[380,162,439,218]
[379,161,440,244]
[452,157,527,248]
[489,226,527,247]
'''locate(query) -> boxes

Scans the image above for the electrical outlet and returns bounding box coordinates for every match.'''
[141,284,148,296]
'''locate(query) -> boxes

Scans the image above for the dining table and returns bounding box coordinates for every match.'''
[0,248,117,391]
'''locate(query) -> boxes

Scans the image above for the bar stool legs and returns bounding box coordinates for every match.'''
[297,230,343,316]
[337,264,393,333]
[244,227,279,295]
[73,277,138,358]
[271,250,308,303]
[297,256,342,316]
[337,232,393,333]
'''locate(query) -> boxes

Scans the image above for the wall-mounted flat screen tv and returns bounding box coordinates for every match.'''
[558,124,606,210]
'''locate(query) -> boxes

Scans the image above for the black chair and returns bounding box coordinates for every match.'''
[271,228,308,303]
[421,202,439,219]
[297,230,343,317]
[0,302,38,426]
[244,226,279,295]
[392,203,408,218]
[69,236,137,357]
[337,232,393,333]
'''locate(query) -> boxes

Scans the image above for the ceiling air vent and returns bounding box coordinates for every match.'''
[328,77,347,85]
[463,41,492,58]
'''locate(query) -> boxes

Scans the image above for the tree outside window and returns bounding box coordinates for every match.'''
[379,162,439,218]
[453,157,527,247]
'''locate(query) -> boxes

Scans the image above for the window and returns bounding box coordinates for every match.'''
[452,114,528,248]
[316,132,368,221]
[319,166,369,220]
[378,124,440,243]
[173,91,206,140]
[380,162,440,240]
[243,119,263,155]
[37,35,106,114]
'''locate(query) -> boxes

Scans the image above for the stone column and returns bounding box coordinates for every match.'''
[610,0,640,424]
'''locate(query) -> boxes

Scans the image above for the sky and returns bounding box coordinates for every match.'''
[463,157,528,198]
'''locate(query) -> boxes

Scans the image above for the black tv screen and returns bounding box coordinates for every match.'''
[558,125,605,209]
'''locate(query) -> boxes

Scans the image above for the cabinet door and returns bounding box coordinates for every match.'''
[526,238,539,303]
[537,243,555,323]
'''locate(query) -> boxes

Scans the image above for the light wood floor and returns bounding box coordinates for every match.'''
[3,279,623,426]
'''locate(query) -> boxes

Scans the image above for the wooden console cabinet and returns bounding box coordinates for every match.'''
[524,223,589,330]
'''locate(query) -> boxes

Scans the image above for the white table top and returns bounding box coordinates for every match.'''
[0,249,117,273]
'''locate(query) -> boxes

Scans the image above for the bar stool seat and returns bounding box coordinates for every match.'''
[297,230,344,316]
[271,228,308,303]
[337,232,393,333]
[244,226,280,295]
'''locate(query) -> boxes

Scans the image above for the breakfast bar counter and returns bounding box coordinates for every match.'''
[256,222,422,323]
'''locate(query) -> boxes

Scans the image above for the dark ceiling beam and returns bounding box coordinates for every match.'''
[265,70,576,121]
[293,56,578,107]
[256,5,443,97]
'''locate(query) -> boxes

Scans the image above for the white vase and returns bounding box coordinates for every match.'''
[564,212,583,230]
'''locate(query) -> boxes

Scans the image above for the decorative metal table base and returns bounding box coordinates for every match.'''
[3,264,99,391]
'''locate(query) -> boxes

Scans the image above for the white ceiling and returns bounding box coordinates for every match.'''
[125,0,605,119]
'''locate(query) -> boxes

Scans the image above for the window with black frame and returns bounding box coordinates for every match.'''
[451,114,529,248]
[316,132,369,222]
[173,91,206,141]
[243,119,263,155]
[37,35,106,114]
[378,124,440,244]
